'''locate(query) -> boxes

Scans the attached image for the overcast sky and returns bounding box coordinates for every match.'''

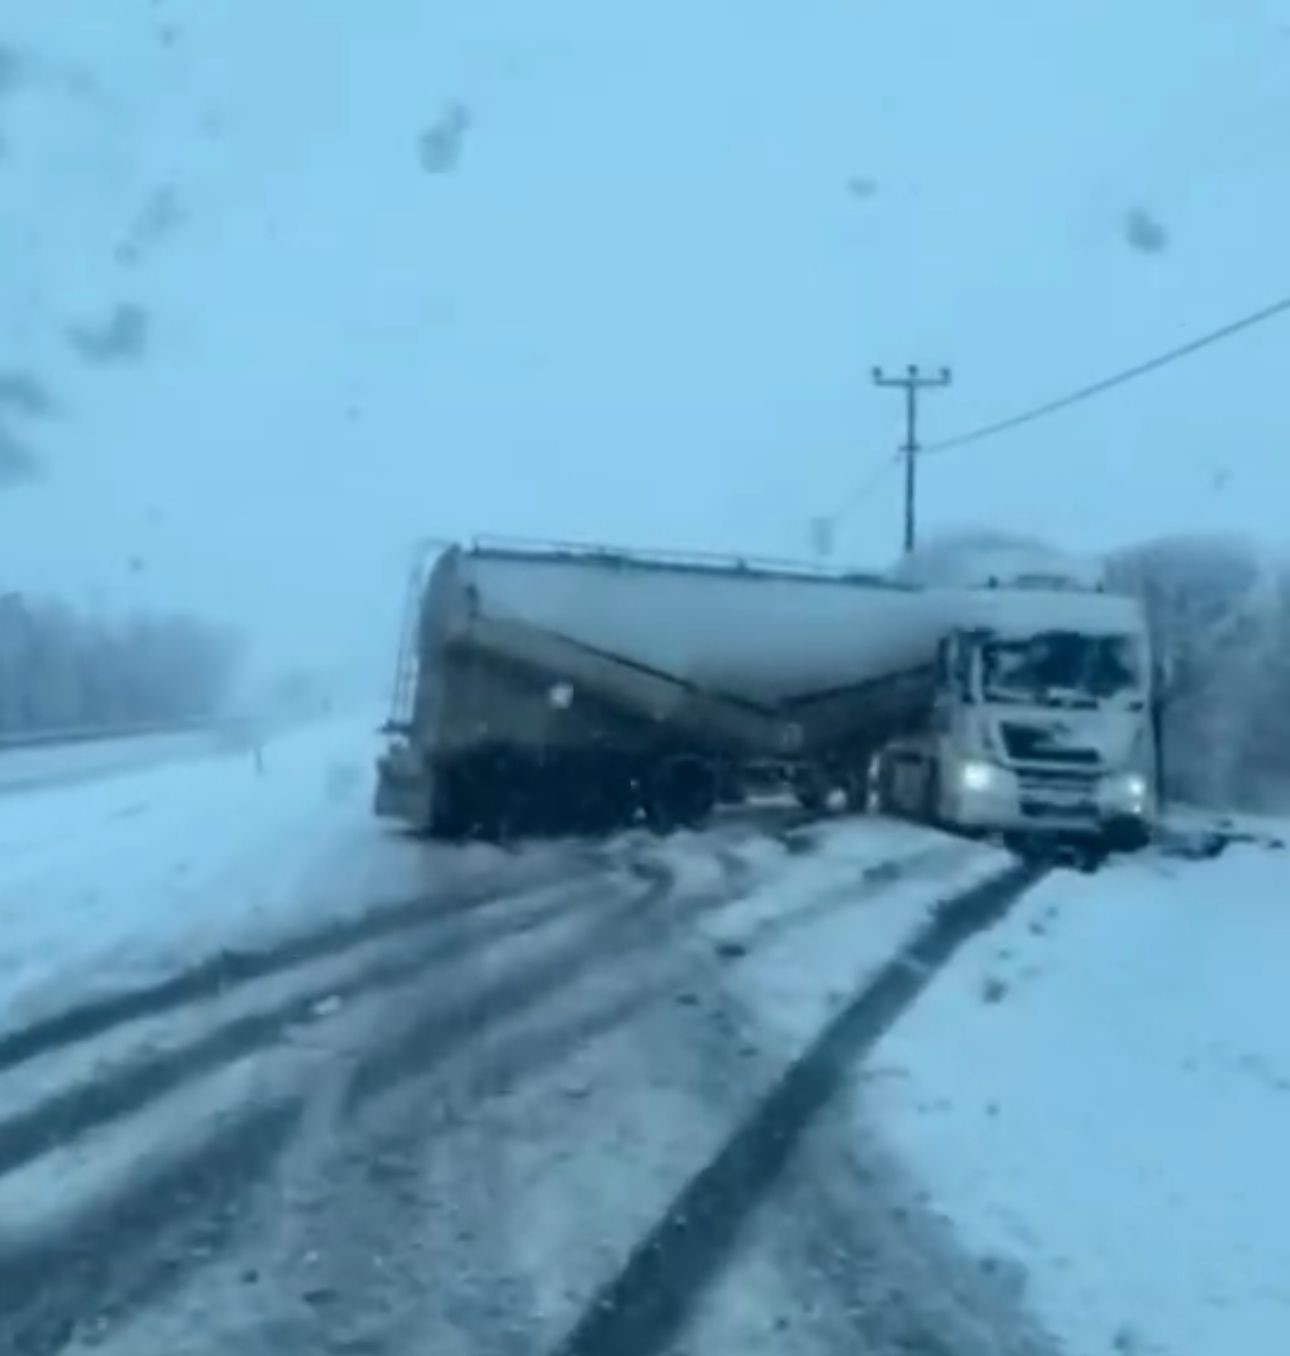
[3,0,1289,690]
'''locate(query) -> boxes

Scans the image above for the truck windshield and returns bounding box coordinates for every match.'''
[980,631,1141,706]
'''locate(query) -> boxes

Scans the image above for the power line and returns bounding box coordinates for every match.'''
[925,291,1290,456]
[816,289,1290,548]
[835,450,899,517]
[810,451,898,558]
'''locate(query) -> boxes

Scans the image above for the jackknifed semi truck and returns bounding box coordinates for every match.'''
[375,537,1157,850]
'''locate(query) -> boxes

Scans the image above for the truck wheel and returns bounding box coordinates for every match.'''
[922,763,942,827]
[715,763,747,806]
[792,769,827,815]
[842,769,869,815]
[867,754,890,815]
[648,755,717,834]
[1104,817,1150,854]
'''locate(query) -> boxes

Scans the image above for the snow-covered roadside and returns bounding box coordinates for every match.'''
[866,836,1290,1356]
[0,711,573,1031]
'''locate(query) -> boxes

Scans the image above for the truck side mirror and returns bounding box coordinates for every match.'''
[936,638,971,702]
[1154,654,1176,702]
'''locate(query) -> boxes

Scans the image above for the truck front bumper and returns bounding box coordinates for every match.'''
[945,765,1153,843]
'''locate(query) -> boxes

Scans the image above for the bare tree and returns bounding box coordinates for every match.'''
[1107,535,1289,809]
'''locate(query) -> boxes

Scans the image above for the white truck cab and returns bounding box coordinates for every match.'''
[874,572,1157,852]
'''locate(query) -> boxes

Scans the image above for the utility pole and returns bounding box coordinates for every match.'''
[872,364,952,553]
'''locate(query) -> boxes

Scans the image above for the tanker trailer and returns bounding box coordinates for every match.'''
[374,537,957,840]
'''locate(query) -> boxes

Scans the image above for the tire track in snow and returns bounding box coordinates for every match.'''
[0,1101,301,1356]
[213,982,687,1356]
[552,859,1047,1356]
[343,859,680,1111]
[0,857,691,1352]
[0,808,808,1077]
[728,842,973,955]
[0,851,597,1075]
[0,812,800,1209]
[333,813,814,1114]
[0,809,869,1353]
[0,868,639,1182]
[341,830,802,1114]
[199,833,790,1354]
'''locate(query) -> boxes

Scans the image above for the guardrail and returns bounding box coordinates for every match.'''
[0,717,255,755]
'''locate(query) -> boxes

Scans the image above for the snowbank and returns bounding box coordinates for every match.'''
[867,837,1290,1356]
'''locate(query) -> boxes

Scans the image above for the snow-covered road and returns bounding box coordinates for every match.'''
[0,715,1056,1356]
[8,715,1285,1355]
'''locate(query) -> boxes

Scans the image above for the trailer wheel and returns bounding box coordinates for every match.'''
[648,755,717,834]
[570,757,636,837]
[792,768,828,815]
[430,754,518,842]
[427,763,477,840]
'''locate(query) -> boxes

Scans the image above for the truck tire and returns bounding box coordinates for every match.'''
[430,753,517,841]
[868,753,892,816]
[648,755,718,834]
[715,763,747,806]
[1104,816,1150,854]
[568,756,635,838]
[922,763,942,828]
[792,768,827,815]
[427,763,477,840]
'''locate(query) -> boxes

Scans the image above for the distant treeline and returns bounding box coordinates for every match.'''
[0,594,239,736]
[1107,535,1290,811]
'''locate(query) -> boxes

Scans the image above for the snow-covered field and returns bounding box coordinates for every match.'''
[868,833,1290,1356]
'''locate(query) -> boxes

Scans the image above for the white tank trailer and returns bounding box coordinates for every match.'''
[375,536,1158,849]
[375,537,959,838]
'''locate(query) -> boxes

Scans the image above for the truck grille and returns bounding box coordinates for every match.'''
[1017,765,1098,790]
[1015,761,1100,824]
[1000,722,1100,765]
[1020,797,1098,822]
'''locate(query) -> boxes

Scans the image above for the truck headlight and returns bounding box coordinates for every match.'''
[1105,772,1149,811]
[959,759,1003,793]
